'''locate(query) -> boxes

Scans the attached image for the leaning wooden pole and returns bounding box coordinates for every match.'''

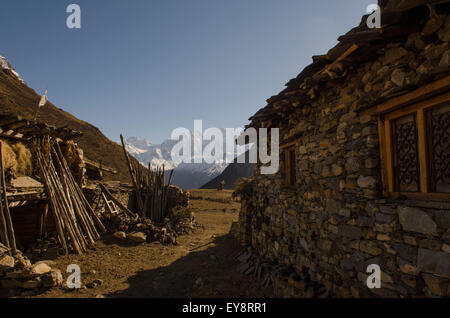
[0,178,10,248]
[99,183,136,218]
[120,134,144,216]
[0,142,17,254]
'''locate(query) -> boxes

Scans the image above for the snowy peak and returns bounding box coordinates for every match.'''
[126,136,152,150]
[123,130,242,188]
[0,54,25,84]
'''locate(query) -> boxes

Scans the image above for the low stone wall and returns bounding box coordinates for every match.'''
[239,185,450,297]
[0,244,63,297]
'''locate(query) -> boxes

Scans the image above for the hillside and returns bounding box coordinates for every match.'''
[201,151,254,190]
[0,61,138,183]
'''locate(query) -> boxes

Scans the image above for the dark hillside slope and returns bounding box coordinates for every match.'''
[201,151,254,190]
[0,68,138,182]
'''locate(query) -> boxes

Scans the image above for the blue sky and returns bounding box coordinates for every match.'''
[1,0,368,143]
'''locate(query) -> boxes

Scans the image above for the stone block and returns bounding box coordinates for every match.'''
[398,206,437,235]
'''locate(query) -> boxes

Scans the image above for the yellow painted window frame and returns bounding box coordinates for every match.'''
[378,90,450,200]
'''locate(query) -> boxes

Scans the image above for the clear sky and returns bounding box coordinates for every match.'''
[1,0,368,143]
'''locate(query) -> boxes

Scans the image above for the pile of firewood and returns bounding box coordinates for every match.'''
[120,134,174,223]
[35,140,106,255]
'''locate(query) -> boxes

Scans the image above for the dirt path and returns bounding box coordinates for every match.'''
[33,190,274,298]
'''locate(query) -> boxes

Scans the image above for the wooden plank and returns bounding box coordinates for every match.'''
[387,192,450,201]
[384,91,450,121]
[321,44,359,75]
[280,140,297,149]
[84,158,118,174]
[120,134,144,216]
[378,116,389,196]
[384,120,395,193]
[417,108,429,193]
[363,76,450,116]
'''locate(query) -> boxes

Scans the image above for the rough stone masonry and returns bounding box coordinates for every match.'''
[239,1,450,298]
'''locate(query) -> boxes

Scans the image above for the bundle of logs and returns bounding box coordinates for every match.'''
[0,142,17,254]
[120,134,174,223]
[34,140,106,255]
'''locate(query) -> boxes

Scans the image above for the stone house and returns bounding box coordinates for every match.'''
[239,0,450,297]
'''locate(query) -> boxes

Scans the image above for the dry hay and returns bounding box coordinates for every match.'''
[0,139,33,176]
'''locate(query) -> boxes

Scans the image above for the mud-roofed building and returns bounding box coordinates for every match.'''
[0,114,85,249]
[238,0,450,297]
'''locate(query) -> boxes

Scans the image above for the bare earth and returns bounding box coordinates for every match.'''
[32,189,275,298]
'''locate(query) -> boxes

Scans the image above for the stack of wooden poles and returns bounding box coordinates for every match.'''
[0,142,17,254]
[120,134,174,223]
[35,141,106,255]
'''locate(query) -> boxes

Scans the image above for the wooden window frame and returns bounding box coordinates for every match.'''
[280,141,297,187]
[377,89,450,200]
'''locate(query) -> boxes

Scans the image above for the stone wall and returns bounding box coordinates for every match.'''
[239,17,450,298]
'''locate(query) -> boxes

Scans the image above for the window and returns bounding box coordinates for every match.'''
[378,90,450,199]
[281,142,297,187]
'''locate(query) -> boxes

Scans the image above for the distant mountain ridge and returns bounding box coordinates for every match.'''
[126,129,253,189]
[201,150,255,190]
[124,131,232,189]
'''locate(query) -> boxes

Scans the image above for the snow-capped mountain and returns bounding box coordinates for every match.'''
[124,130,239,188]
[0,54,25,84]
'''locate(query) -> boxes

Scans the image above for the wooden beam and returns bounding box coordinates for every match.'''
[417,108,429,193]
[120,134,144,216]
[84,158,118,174]
[384,91,450,120]
[321,44,359,76]
[384,120,395,193]
[280,140,298,149]
[362,75,450,116]
[378,116,389,196]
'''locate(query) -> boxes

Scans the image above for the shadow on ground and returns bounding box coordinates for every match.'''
[106,234,274,298]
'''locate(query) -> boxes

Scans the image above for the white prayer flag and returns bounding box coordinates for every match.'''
[38,90,48,108]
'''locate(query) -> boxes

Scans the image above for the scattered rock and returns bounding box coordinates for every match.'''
[24,263,52,278]
[0,254,15,270]
[113,231,127,241]
[42,269,63,288]
[128,232,147,243]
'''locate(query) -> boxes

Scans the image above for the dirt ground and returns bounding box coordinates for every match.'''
[30,189,275,298]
